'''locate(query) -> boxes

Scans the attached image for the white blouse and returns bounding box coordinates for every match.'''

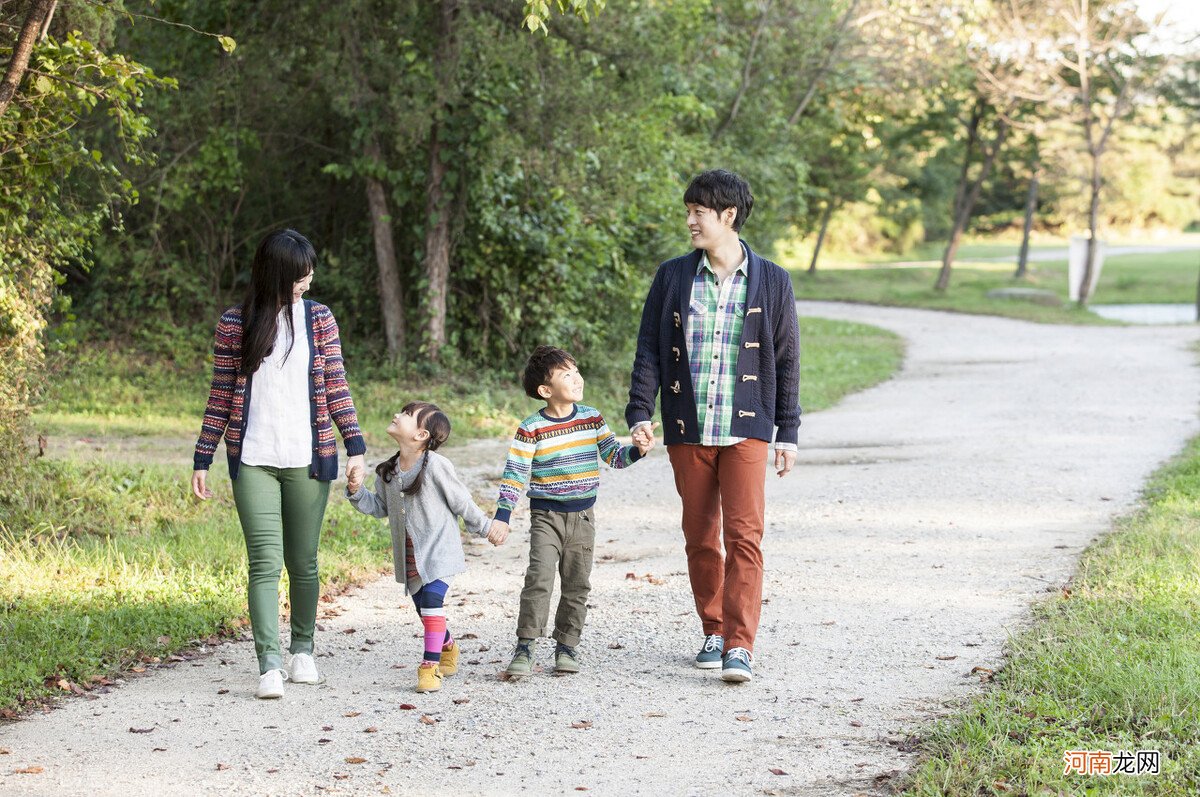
[240,301,313,468]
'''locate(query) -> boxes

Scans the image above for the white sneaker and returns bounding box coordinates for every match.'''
[289,652,320,684]
[255,668,288,699]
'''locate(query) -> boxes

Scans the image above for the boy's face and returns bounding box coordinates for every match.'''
[686,202,737,250]
[539,364,584,405]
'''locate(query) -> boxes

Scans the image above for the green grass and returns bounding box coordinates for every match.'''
[789,247,1199,324]
[900,435,1200,796]
[0,459,390,713]
[6,316,902,712]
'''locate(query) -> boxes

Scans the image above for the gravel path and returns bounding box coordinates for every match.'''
[3,303,1198,797]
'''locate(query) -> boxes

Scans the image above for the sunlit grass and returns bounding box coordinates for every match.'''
[901,436,1200,795]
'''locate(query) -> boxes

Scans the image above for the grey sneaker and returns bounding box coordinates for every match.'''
[554,643,580,674]
[695,634,724,669]
[505,639,536,678]
[720,646,753,683]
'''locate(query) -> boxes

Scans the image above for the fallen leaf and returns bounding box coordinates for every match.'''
[419,716,437,726]
[344,711,361,717]
[935,655,957,661]
[644,712,666,718]
[157,636,172,645]
[13,766,44,774]
[768,767,788,776]
[130,666,146,674]
[820,620,836,626]
[342,628,357,634]
[129,727,155,734]
[398,704,416,710]
[217,689,229,695]
[0,748,9,755]
[333,773,349,780]
[322,725,334,731]
[363,727,378,733]
[0,709,16,719]
[460,633,478,640]
[849,720,863,728]
[575,788,590,792]
[55,679,71,692]
[570,721,593,730]
[608,643,624,650]
[152,748,167,752]
[849,697,864,702]
[317,739,333,745]
[216,763,229,771]
[453,698,470,705]
[735,715,752,722]
[345,757,367,764]
[267,768,279,774]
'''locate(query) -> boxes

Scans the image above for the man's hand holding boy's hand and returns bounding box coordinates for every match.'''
[487,519,510,546]
[632,421,659,455]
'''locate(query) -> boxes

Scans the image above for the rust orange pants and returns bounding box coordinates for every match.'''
[667,439,768,653]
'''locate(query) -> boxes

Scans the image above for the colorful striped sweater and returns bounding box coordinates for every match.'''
[193,299,366,481]
[494,404,642,523]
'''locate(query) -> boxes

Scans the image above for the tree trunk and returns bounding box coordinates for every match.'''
[1077,150,1103,306]
[935,118,1008,292]
[421,0,460,360]
[363,137,405,360]
[0,0,57,118]
[808,200,836,274]
[711,0,773,142]
[950,98,984,224]
[1014,154,1040,280]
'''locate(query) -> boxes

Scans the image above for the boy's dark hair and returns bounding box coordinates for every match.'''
[522,345,577,400]
[683,169,753,232]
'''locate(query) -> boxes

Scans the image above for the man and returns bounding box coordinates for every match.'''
[627,169,800,683]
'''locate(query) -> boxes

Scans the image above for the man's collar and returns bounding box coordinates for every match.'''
[697,243,749,276]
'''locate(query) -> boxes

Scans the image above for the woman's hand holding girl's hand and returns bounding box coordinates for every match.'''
[346,454,366,492]
[487,519,510,546]
[191,470,212,501]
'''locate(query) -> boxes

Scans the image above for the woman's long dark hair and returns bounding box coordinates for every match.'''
[239,229,316,376]
[377,401,452,495]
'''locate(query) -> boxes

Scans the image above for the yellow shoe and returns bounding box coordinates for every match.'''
[416,662,443,693]
[439,642,460,677]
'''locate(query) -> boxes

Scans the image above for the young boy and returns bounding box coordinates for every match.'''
[488,345,654,676]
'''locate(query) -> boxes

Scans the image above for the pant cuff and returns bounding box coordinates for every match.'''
[552,630,581,647]
[259,653,284,674]
[516,626,547,640]
[288,641,314,655]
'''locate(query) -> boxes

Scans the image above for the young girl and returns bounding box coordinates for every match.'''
[346,401,500,693]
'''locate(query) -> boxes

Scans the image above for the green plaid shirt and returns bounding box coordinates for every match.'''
[688,250,748,446]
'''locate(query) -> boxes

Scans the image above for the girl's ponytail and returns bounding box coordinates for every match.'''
[376,451,402,484]
[403,450,432,496]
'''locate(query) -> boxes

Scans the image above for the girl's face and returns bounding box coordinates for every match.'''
[387,409,428,448]
[292,268,313,302]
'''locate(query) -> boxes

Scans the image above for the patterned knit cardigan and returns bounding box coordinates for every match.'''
[193,299,366,481]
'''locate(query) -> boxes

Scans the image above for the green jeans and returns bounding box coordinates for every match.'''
[516,508,596,647]
[231,465,330,673]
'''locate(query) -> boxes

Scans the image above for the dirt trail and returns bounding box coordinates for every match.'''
[3,303,1197,796]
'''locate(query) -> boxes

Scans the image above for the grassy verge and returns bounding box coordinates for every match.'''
[5,315,902,713]
[788,248,1199,325]
[900,435,1200,795]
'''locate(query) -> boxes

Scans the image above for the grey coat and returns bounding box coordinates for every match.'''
[347,450,490,595]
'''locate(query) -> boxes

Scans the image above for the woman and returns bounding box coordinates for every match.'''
[192,229,366,699]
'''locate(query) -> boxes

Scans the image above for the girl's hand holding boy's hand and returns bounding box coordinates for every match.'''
[487,519,510,546]
[346,454,365,491]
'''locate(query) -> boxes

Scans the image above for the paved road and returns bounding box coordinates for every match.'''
[2,303,1197,796]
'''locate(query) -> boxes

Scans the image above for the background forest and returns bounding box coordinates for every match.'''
[1,0,1198,473]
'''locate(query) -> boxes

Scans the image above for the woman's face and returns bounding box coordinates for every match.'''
[292,268,313,301]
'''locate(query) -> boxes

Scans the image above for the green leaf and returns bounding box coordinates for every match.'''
[34,76,53,94]
[218,36,237,54]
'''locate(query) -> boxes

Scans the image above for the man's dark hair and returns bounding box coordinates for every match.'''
[683,169,754,232]
[522,345,577,400]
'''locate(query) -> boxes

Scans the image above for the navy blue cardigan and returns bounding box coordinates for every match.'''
[625,242,801,447]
